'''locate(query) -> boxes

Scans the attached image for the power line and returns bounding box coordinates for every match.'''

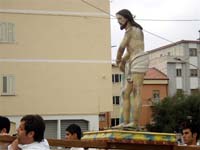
[143,29,173,43]
[111,55,194,74]
[134,19,200,22]
[81,1,200,22]
[174,57,200,71]
[80,0,175,43]
[115,56,164,71]
[111,17,200,21]
[81,0,115,18]
[112,42,189,72]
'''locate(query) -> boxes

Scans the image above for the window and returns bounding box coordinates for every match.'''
[189,48,197,56]
[44,120,57,139]
[112,74,122,83]
[0,22,15,43]
[44,119,89,139]
[191,89,199,95]
[152,90,160,102]
[111,118,119,126]
[1,75,15,95]
[113,96,120,105]
[190,69,198,77]
[176,89,183,94]
[99,113,106,121]
[176,69,182,77]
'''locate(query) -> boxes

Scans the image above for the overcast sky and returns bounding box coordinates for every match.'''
[110,0,200,60]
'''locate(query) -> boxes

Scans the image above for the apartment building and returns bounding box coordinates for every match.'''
[149,40,200,96]
[111,64,123,127]
[0,0,112,138]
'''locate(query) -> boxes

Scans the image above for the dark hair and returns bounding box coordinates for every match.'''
[21,114,45,142]
[116,9,143,30]
[66,124,82,140]
[182,121,199,141]
[0,116,10,133]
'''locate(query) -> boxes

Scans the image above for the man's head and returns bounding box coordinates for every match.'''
[116,9,142,30]
[65,124,82,140]
[182,122,199,145]
[17,114,45,144]
[0,116,10,134]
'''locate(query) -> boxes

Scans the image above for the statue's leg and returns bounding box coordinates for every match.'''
[123,81,133,124]
[132,73,144,128]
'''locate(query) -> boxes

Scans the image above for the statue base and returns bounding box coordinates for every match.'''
[82,130,176,145]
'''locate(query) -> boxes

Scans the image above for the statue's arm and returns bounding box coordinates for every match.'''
[121,52,130,64]
[116,34,128,65]
[116,47,125,65]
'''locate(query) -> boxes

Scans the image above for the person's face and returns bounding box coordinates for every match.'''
[182,128,197,145]
[65,131,78,140]
[116,14,128,30]
[17,121,34,144]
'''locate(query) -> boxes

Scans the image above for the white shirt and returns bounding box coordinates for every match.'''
[8,139,50,150]
[70,148,84,150]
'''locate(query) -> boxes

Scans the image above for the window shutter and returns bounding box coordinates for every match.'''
[0,22,15,43]
[44,120,57,139]
[1,75,15,95]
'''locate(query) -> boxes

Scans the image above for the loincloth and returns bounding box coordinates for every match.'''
[125,52,149,82]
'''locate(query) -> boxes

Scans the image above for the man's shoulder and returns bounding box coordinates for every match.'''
[70,147,84,150]
[19,140,50,150]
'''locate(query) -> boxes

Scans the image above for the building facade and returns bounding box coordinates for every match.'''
[149,40,200,96]
[0,0,112,138]
[111,64,123,127]
[141,67,168,126]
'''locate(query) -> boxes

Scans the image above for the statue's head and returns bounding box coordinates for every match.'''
[116,9,135,30]
[116,9,142,30]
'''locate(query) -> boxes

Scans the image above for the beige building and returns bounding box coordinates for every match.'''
[111,64,122,126]
[99,64,122,129]
[0,0,112,138]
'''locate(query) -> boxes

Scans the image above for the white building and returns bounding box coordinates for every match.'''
[149,40,200,96]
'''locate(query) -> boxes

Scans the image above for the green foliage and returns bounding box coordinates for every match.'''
[146,91,200,133]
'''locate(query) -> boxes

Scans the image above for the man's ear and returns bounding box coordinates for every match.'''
[27,131,35,138]
[1,128,7,134]
[72,133,78,139]
[193,132,197,139]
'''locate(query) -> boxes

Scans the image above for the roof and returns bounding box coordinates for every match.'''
[148,40,200,53]
[144,68,168,80]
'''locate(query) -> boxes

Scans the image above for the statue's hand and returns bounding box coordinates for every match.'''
[119,62,125,72]
[116,59,121,65]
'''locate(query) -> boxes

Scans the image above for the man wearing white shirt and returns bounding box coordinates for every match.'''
[8,114,50,150]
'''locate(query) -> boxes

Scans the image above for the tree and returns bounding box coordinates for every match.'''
[146,91,200,133]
